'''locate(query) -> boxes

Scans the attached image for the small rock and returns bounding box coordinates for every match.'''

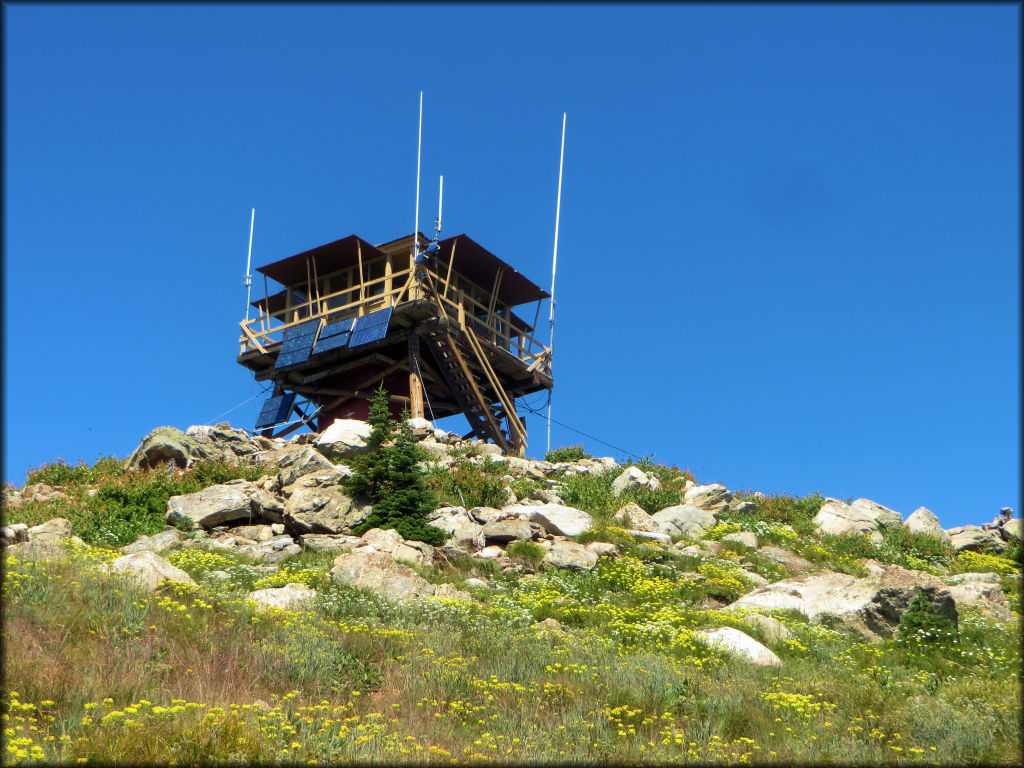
[741,613,792,643]
[610,467,661,497]
[473,545,507,560]
[696,627,781,667]
[722,532,758,550]
[585,541,619,557]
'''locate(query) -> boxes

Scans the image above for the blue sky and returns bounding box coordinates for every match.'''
[3,4,1019,529]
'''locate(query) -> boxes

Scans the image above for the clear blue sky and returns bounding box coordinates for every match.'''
[3,4,1019,529]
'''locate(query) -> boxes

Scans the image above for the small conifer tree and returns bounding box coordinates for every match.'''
[346,386,445,546]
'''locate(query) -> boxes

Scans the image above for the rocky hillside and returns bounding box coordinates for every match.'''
[3,418,1020,764]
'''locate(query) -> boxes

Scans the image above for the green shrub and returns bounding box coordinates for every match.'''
[507,540,547,567]
[575,525,636,548]
[427,458,508,509]
[346,387,444,546]
[510,476,546,501]
[735,491,823,536]
[897,588,959,646]
[25,456,124,488]
[544,445,591,463]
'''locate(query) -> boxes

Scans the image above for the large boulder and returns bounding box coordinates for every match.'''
[255,445,337,487]
[185,423,275,463]
[812,498,883,544]
[104,551,196,591]
[482,519,533,544]
[651,505,716,539]
[696,627,781,667]
[427,507,486,550]
[610,467,661,497]
[126,427,200,471]
[849,498,903,529]
[612,502,659,533]
[727,564,957,640]
[683,484,734,515]
[127,424,270,471]
[299,534,362,553]
[903,507,950,542]
[120,528,183,555]
[315,419,373,460]
[947,526,1006,553]
[235,535,302,564]
[1000,518,1023,541]
[165,480,258,530]
[524,504,594,537]
[6,518,85,559]
[281,476,371,535]
[248,583,317,612]
[541,540,598,571]
[945,579,1012,620]
[355,527,435,567]
[330,550,435,601]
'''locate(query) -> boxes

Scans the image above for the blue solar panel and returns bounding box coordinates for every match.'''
[314,332,351,354]
[255,392,296,430]
[274,319,321,370]
[319,318,354,339]
[347,306,393,349]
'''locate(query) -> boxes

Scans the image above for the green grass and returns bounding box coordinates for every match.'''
[4,451,1021,765]
[6,457,267,548]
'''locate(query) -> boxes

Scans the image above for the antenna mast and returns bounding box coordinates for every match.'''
[244,207,255,321]
[547,113,566,455]
[414,91,423,260]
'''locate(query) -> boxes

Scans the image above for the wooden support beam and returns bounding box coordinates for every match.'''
[443,239,457,297]
[240,322,267,354]
[356,242,365,312]
[408,333,425,420]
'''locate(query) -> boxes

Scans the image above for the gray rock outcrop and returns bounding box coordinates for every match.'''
[727,563,957,640]
[651,505,716,539]
[165,480,258,530]
[903,507,950,542]
[812,498,883,544]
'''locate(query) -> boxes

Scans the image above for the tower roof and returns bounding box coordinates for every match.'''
[254,232,549,307]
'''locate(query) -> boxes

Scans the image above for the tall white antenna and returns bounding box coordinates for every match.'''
[414,91,423,259]
[244,207,255,321]
[437,175,443,234]
[546,113,566,455]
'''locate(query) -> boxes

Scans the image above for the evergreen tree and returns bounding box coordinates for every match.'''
[346,386,445,546]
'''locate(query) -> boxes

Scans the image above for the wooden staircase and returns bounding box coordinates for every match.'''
[424,326,526,455]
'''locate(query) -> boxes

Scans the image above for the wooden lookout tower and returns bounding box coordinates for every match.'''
[237,232,553,455]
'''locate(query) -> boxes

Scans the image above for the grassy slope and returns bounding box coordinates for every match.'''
[2,456,1021,765]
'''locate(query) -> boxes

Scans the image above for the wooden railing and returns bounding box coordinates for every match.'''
[238,264,552,376]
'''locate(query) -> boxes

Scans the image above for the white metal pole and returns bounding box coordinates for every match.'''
[546,113,566,455]
[414,91,423,258]
[244,207,255,321]
[437,175,443,233]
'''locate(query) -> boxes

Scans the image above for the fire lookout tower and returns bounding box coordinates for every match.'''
[237,232,553,455]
